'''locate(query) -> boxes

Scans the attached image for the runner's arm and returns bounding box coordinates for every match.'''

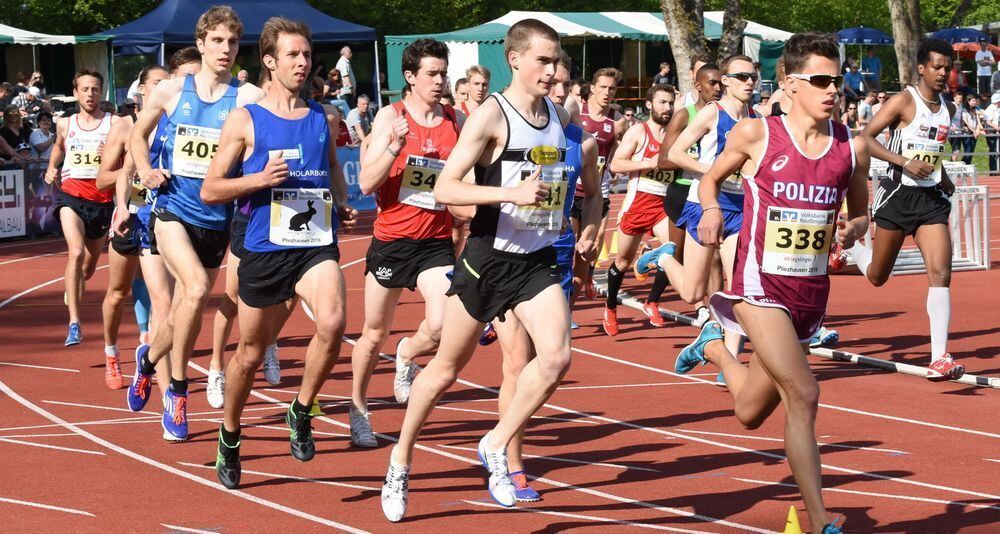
[609,123,652,174]
[696,119,761,245]
[130,78,180,186]
[658,107,690,170]
[666,105,715,174]
[839,136,871,247]
[96,119,129,191]
[236,83,266,107]
[859,91,910,167]
[577,135,602,249]
[201,108,281,204]
[43,118,68,185]
[358,104,400,194]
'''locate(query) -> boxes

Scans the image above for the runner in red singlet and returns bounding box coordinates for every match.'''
[458,64,490,118]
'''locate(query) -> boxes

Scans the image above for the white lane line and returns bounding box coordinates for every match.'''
[461,500,711,533]
[42,399,159,416]
[675,429,909,455]
[436,405,601,425]
[0,362,79,373]
[0,237,61,250]
[337,235,374,243]
[160,524,219,534]
[0,251,64,266]
[571,346,1000,440]
[179,462,379,492]
[0,381,369,534]
[985,459,1000,464]
[0,432,76,438]
[439,444,662,473]
[732,477,1000,511]
[559,382,703,390]
[0,437,104,456]
[340,256,366,269]
[0,265,108,310]
[260,388,391,404]
[0,496,94,517]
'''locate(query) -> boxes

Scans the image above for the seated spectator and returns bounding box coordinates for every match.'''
[29,111,55,161]
[322,68,351,119]
[237,70,249,83]
[346,94,374,145]
[13,71,30,95]
[0,83,13,109]
[1,105,32,149]
[857,91,876,126]
[29,72,46,96]
[118,98,138,117]
[623,107,637,127]
[12,86,44,114]
[841,101,860,131]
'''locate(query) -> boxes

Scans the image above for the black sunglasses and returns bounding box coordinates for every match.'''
[725,72,759,83]
[788,73,844,88]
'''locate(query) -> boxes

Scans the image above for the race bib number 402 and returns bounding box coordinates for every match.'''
[637,168,674,196]
[173,124,221,179]
[269,188,334,247]
[399,155,445,211]
[762,207,835,277]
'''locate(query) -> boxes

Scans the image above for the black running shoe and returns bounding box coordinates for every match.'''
[215,429,241,489]
[286,405,315,462]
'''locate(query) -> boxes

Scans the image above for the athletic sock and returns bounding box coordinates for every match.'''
[132,278,151,332]
[291,398,310,416]
[647,271,670,303]
[606,263,625,309]
[139,352,156,375]
[849,242,874,281]
[105,345,118,357]
[927,287,951,361]
[169,378,188,395]
[220,424,240,447]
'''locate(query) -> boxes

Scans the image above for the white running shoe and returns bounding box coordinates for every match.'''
[263,344,281,386]
[350,408,378,448]
[692,306,712,329]
[393,338,416,404]
[381,457,410,522]
[476,433,517,507]
[206,370,225,409]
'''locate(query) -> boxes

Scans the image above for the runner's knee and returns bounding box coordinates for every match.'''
[314,310,347,343]
[67,246,85,266]
[535,347,571,382]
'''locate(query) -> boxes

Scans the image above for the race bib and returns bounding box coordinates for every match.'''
[637,168,674,196]
[686,142,700,159]
[172,124,221,179]
[902,140,944,182]
[597,155,607,174]
[399,155,445,211]
[514,145,566,231]
[761,207,835,277]
[65,138,103,179]
[128,175,148,213]
[721,171,744,194]
[269,188,334,247]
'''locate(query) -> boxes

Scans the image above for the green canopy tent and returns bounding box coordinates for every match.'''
[0,23,113,99]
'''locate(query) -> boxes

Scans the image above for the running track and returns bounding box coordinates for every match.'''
[1,196,998,532]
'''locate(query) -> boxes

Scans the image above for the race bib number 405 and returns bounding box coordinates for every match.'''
[762,207,835,277]
[269,188,334,247]
[399,155,445,211]
[173,124,221,179]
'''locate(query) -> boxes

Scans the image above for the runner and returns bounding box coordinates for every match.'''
[350,38,463,448]
[381,19,573,521]
[453,77,469,107]
[674,32,866,534]
[44,69,119,346]
[681,54,712,107]
[459,65,490,117]
[126,6,264,442]
[602,84,676,335]
[851,38,964,381]
[96,64,170,390]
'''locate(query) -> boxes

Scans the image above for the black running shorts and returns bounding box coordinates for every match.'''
[238,244,341,308]
[55,190,113,240]
[150,209,230,269]
[664,180,691,223]
[872,178,951,236]
[110,213,143,257]
[229,213,248,259]
[364,237,455,290]
[569,195,611,221]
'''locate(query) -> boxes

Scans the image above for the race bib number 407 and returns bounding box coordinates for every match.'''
[173,124,221,179]
[761,207,835,277]
[902,140,944,179]
[269,188,334,247]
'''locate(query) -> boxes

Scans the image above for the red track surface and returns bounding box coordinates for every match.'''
[1,197,999,533]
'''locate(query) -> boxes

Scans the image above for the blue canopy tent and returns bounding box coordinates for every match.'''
[931,27,989,44]
[837,27,894,45]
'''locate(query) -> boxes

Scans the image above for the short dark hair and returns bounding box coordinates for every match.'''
[558,51,572,72]
[782,32,840,74]
[401,38,449,81]
[73,69,103,89]
[36,111,53,124]
[169,46,201,73]
[917,38,954,65]
[696,63,720,80]
[647,83,675,102]
[504,18,560,58]
[139,65,169,86]
[720,54,755,74]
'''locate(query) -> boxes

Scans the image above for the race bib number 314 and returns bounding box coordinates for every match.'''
[761,207,835,277]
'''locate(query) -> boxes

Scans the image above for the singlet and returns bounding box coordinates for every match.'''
[578,101,616,197]
[562,123,584,224]
[460,102,472,117]
[60,112,114,203]
[886,86,951,188]
[621,122,672,216]
[157,75,238,230]
[675,103,702,187]
[471,93,567,254]
[685,101,756,211]
[241,101,336,253]
[733,116,855,312]
[770,100,786,117]
[374,101,459,241]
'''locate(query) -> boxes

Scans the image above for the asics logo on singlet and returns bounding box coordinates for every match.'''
[773,182,839,204]
[375,266,392,280]
[771,155,790,172]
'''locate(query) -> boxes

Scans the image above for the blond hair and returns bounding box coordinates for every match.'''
[465,64,491,81]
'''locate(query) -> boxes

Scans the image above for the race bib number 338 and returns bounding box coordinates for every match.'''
[761,207,835,277]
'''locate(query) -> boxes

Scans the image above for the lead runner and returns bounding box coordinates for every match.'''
[673,33,868,534]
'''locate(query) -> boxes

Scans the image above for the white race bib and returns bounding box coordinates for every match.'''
[64,137,104,179]
[128,175,148,213]
[902,140,945,183]
[514,165,567,231]
[636,168,674,196]
[172,124,221,179]
[269,188,334,247]
[761,207,835,277]
[399,155,445,211]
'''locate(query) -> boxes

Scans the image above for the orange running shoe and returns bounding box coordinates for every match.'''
[105,355,124,390]
[927,354,965,382]
[828,242,848,271]
[602,307,619,336]
[643,301,666,327]
[584,272,596,299]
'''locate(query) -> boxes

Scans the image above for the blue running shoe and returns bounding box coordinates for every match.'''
[162,387,188,441]
[64,323,82,346]
[509,471,541,502]
[675,321,724,374]
[822,515,845,534]
[715,371,726,386]
[127,344,155,412]
[634,243,676,282]
[479,322,498,346]
[809,326,839,348]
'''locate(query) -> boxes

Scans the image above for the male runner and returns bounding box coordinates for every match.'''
[852,38,964,381]
[453,77,469,106]
[126,6,264,441]
[681,54,712,107]
[675,33,866,534]
[603,84,676,335]
[45,69,119,346]
[381,19,574,521]
[201,16,355,489]
[459,65,490,117]
[351,38,463,448]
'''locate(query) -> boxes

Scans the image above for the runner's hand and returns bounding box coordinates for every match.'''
[389,116,409,154]
[510,167,549,206]
[142,168,171,189]
[836,218,860,249]
[902,158,933,179]
[44,165,60,186]
[112,205,130,237]
[940,176,955,197]
[257,155,288,188]
[697,208,724,246]
[576,238,597,262]
[338,203,358,229]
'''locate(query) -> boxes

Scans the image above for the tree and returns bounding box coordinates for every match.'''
[660,0,708,96]
[888,0,922,87]
[718,0,747,61]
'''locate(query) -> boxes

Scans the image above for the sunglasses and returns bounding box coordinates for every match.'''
[788,73,844,88]
[725,72,759,83]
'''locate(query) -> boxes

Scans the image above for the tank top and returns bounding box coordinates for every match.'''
[461,102,472,116]
[563,123,583,221]
[60,112,114,203]
[676,103,702,186]
[621,122,672,217]
[886,86,951,188]
[374,101,459,241]
[686,101,755,211]
[157,75,238,230]
[733,116,855,312]
[471,93,567,254]
[579,101,616,197]
[241,101,335,253]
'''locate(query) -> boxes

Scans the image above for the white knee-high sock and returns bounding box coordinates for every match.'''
[927,287,950,361]
[849,242,873,281]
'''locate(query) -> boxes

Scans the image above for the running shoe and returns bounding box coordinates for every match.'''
[215,429,241,490]
[927,354,966,382]
[643,301,666,327]
[162,387,188,441]
[105,354,124,390]
[350,408,378,448]
[715,371,726,386]
[809,326,840,348]
[127,344,154,412]
[602,307,619,336]
[286,404,315,461]
[381,459,410,522]
[634,243,676,282]
[822,515,845,534]
[393,337,416,404]
[476,433,517,507]
[263,343,281,386]
[828,242,848,271]
[479,322,498,346]
[206,369,225,409]
[584,272,596,299]
[692,306,712,329]
[509,470,541,502]
[138,331,149,346]
[64,323,82,346]
[675,321,724,374]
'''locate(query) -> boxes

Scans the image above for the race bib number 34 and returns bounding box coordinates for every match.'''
[399,155,445,211]
[173,124,221,179]
[269,188,334,247]
[762,207,835,277]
